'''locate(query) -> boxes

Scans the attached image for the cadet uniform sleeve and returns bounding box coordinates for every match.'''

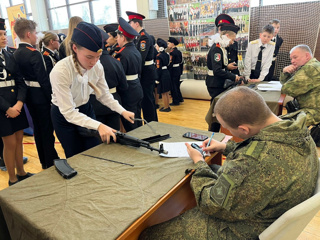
[13,59,27,103]
[211,47,236,81]
[281,65,320,97]
[156,55,162,80]
[138,34,150,66]
[31,51,52,102]
[43,55,54,75]
[243,42,252,79]
[115,61,128,92]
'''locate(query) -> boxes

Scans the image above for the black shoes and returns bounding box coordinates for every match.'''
[159,107,171,112]
[16,172,34,181]
[8,180,19,186]
[169,102,180,106]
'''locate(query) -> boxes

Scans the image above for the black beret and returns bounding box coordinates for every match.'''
[215,14,235,27]
[0,18,6,31]
[126,11,145,21]
[220,23,240,34]
[117,17,139,39]
[72,22,103,53]
[168,37,179,45]
[103,23,118,33]
[157,38,167,48]
[57,33,66,43]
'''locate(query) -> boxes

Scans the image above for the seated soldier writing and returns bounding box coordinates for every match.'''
[139,86,319,240]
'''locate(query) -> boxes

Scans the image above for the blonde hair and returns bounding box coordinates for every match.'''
[70,40,101,97]
[39,31,58,50]
[14,18,37,39]
[65,16,83,57]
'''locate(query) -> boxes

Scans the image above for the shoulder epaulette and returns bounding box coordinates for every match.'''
[141,32,145,36]
[268,41,276,46]
[43,51,50,56]
[216,43,221,48]
[250,40,259,44]
[112,46,125,58]
[26,46,36,51]
[245,141,266,159]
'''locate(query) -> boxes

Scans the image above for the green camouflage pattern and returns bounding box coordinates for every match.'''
[139,112,319,240]
[280,58,320,126]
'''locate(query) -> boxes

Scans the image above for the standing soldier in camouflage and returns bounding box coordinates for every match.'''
[140,87,319,240]
[280,44,320,126]
[126,11,158,123]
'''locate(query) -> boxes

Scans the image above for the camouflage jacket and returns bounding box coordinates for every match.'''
[280,58,320,126]
[190,112,319,239]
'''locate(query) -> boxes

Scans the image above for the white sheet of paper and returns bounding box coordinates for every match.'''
[257,81,282,91]
[159,141,209,158]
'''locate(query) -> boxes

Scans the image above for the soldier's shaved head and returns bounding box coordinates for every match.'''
[214,86,272,128]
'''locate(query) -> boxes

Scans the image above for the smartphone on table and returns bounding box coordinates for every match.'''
[182,132,208,141]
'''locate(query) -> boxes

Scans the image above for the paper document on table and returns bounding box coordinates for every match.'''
[257,81,282,91]
[159,141,209,158]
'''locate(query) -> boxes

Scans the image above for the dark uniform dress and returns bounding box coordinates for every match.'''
[136,29,158,122]
[225,41,240,75]
[155,51,171,94]
[113,42,143,131]
[168,47,183,104]
[89,50,128,130]
[0,49,28,137]
[265,35,283,81]
[14,43,59,169]
[42,47,60,74]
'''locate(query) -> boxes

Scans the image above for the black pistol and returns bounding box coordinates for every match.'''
[54,159,77,179]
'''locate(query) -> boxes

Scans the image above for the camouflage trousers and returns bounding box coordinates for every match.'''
[139,208,240,240]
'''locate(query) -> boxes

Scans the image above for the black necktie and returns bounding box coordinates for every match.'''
[254,46,265,78]
[271,38,276,42]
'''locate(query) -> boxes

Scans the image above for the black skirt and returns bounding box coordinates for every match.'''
[0,105,28,137]
[157,70,171,94]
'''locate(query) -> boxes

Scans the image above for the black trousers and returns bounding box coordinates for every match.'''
[51,103,100,158]
[265,60,277,81]
[27,102,59,168]
[140,66,158,122]
[170,74,183,104]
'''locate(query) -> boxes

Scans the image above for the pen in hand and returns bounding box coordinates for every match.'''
[206,132,215,148]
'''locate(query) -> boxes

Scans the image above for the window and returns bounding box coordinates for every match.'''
[0,0,32,36]
[120,0,137,18]
[92,0,117,25]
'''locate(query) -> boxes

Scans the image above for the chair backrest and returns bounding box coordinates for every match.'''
[259,158,320,240]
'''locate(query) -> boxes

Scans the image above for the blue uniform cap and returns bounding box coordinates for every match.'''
[157,38,167,48]
[103,23,119,33]
[72,22,103,53]
[117,17,139,39]
[168,37,179,46]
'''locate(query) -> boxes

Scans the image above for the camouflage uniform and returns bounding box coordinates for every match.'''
[280,58,320,126]
[139,112,319,240]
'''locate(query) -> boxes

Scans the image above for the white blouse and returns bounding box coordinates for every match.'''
[50,56,125,130]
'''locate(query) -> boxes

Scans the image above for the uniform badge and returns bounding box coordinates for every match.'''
[210,173,234,207]
[214,53,221,62]
[140,40,146,51]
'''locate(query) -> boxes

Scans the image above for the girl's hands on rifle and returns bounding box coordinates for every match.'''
[98,124,117,143]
